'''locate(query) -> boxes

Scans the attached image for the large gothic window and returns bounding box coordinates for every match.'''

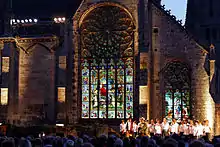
[164,61,191,122]
[80,5,135,119]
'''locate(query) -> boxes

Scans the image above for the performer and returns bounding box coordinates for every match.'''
[132,120,138,137]
[154,119,162,137]
[170,119,179,135]
[126,117,133,137]
[183,120,189,140]
[179,120,185,137]
[148,119,155,137]
[203,120,211,142]
[193,120,199,139]
[138,117,147,136]
[197,121,204,139]
[161,118,170,138]
[188,120,194,140]
[120,120,126,137]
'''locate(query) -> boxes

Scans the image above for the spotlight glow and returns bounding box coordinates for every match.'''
[34,19,38,23]
[17,20,20,23]
[29,19,32,22]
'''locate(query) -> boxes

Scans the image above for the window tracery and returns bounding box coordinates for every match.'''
[80,5,135,119]
[164,61,191,121]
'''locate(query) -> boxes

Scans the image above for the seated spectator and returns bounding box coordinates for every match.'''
[1,140,15,147]
[162,137,178,147]
[189,140,205,147]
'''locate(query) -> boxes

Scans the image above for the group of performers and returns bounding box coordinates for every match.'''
[120,117,211,141]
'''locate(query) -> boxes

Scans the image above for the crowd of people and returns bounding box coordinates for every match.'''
[120,117,213,142]
[0,130,220,147]
[0,117,219,147]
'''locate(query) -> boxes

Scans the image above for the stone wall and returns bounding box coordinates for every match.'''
[15,37,58,126]
[151,3,215,132]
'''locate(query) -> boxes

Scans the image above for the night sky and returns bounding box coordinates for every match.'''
[12,0,82,18]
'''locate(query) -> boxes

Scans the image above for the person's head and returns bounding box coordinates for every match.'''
[190,120,194,125]
[189,140,205,147]
[195,120,199,126]
[163,138,178,147]
[121,120,124,124]
[151,119,154,124]
[1,140,15,147]
[163,118,167,123]
[156,118,160,123]
[181,120,184,125]
[205,120,209,125]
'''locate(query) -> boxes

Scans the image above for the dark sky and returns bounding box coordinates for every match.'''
[12,0,82,18]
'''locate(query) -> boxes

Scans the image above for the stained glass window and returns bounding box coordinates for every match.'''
[164,62,190,121]
[80,5,134,119]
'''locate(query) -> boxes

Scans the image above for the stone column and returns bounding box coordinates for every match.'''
[215,104,220,135]
[16,36,59,126]
[151,27,161,119]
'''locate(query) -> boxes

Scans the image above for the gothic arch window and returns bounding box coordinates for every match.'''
[80,5,135,119]
[164,61,191,122]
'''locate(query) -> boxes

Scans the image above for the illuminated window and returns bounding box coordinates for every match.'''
[1,88,8,105]
[57,87,66,103]
[164,62,191,122]
[80,5,135,119]
[2,57,10,73]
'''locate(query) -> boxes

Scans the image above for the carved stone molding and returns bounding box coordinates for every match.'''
[15,36,59,54]
[0,36,59,53]
[0,37,15,50]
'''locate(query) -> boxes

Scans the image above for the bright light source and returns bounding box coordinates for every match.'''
[56,124,64,127]
[25,19,28,23]
[34,19,37,22]
[54,17,66,23]
[29,19,32,22]
[21,20,24,23]
[17,20,20,23]
[12,19,16,23]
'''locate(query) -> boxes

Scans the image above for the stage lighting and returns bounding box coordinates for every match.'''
[12,19,16,23]
[34,19,38,23]
[25,19,28,23]
[29,19,32,22]
[54,17,66,23]
[21,20,24,23]
[17,19,20,23]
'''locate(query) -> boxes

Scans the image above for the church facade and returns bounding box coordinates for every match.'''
[0,0,220,135]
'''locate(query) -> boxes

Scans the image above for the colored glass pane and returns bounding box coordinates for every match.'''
[125,58,133,118]
[82,60,90,118]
